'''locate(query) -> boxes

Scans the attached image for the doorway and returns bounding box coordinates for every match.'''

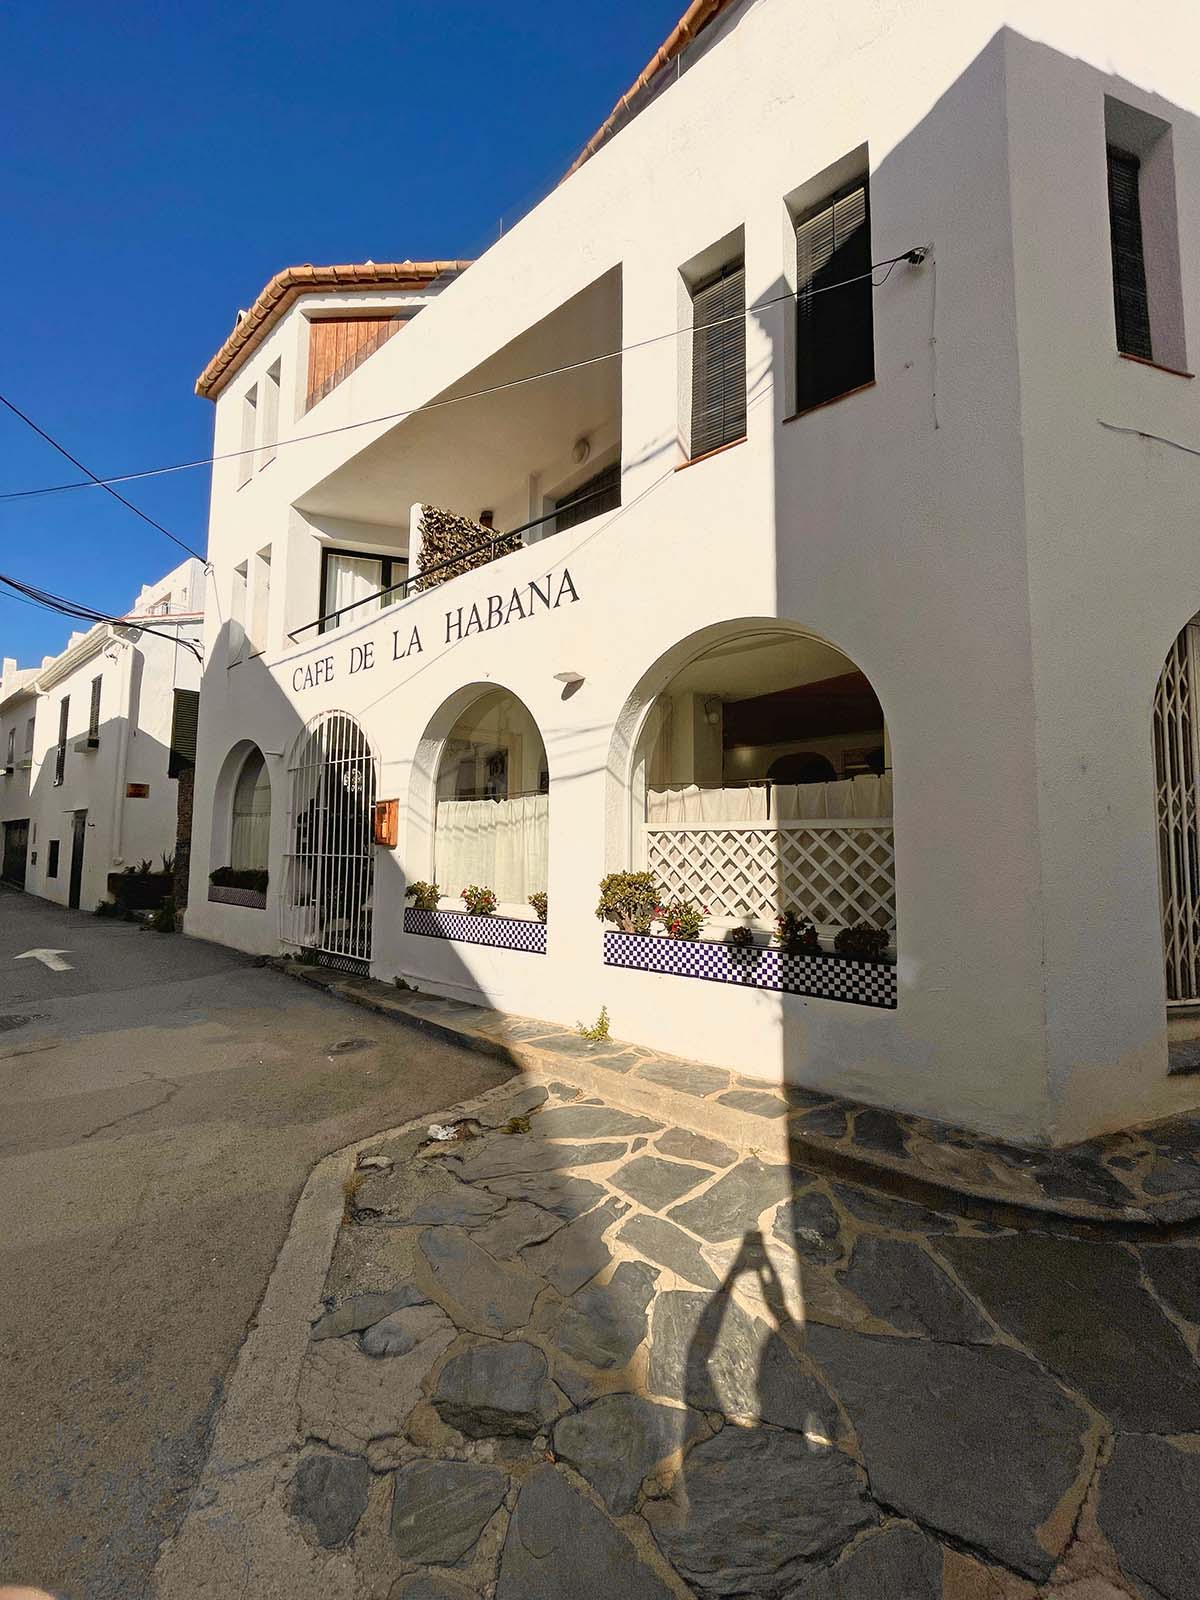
[2,819,29,889]
[68,810,87,910]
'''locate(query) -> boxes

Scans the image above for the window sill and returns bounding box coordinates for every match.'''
[1118,352,1194,380]
[784,379,877,424]
[676,435,747,472]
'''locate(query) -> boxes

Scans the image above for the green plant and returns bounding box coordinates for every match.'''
[528,891,548,923]
[298,945,320,965]
[775,910,820,955]
[161,851,175,875]
[148,896,176,933]
[405,880,441,910]
[654,895,708,940]
[727,924,755,948]
[577,1005,611,1041]
[595,871,660,934]
[461,884,497,916]
[138,858,153,875]
[210,866,269,892]
[834,922,890,961]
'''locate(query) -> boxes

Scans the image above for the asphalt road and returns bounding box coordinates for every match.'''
[0,889,510,1599]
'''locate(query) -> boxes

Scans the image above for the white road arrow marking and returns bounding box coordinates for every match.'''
[15,948,73,972]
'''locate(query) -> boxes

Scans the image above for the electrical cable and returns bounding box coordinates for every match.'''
[0,571,204,661]
[0,393,203,556]
[0,250,929,505]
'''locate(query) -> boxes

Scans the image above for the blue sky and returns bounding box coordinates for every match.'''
[0,0,683,662]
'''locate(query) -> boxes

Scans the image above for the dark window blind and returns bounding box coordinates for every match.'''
[1107,146,1153,360]
[88,676,101,741]
[795,181,874,413]
[690,260,747,458]
[554,461,621,532]
[54,696,69,786]
[169,688,200,779]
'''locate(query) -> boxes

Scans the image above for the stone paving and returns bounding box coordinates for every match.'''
[282,963,1200,1226]
[273,1073,1200,1600]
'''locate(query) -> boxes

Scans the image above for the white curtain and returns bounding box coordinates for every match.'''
[323,554,382,629]
[436,794,548,906]
[646,775,891,825]
[231,752,272,869]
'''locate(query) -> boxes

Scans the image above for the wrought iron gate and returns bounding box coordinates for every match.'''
[1154,623,1200,1004]
[282,712,377,973]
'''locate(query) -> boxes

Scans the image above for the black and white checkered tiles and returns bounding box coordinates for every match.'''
[207,885,268,911]
[603,931,897,1010]
[404,907,548,955]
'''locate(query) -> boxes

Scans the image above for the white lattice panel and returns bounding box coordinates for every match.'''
[646,821,896,930]
[1154,624,1200,1003]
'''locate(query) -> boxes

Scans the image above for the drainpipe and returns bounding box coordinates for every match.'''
[109,637,135,866]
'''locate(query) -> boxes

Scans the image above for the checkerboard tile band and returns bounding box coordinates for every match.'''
[207,885,268,910]
[404,907,547,955]
[603,931,897,1009]
[318,952,371,977]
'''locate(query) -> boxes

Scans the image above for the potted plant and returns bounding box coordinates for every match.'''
[461,884,498,916]
[775,910,821,955]
[726,924,756,948]
[654,895,708,940]
[833,922,891,962]
[405,880,440,911]
[595,871,660,934]
[529,891,548,923]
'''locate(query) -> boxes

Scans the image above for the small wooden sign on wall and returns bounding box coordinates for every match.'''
[126,782,150,798]
[373,798,398,848]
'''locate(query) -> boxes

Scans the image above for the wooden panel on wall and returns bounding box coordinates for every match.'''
[373,797,399,848]
[306,316,406,411]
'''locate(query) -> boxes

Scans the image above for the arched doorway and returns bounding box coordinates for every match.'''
[620,622,894,941]
[1154,619,1200,1004]
[283,711,377,971]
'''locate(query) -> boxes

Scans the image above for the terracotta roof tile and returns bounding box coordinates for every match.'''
[195,260,471,400]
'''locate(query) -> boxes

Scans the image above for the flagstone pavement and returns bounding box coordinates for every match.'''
[161,1065,1200,1600]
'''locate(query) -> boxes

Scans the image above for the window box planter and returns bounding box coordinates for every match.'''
[208,884,268,910]
[404,906,546,955]
[602,930,896,1009]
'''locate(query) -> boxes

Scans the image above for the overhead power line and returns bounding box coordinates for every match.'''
[0,571,204,661]
[0,392,203,557]
[0,250,929,506]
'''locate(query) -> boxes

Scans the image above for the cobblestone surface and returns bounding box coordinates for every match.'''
[248,1068,1200,1599]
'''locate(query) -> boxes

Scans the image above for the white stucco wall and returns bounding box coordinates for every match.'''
[187,0,1200,1144]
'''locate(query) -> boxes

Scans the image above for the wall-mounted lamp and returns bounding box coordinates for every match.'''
[703,695,722,725]
[572,436,591,465]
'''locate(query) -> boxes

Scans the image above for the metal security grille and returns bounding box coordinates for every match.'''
[282,712,377,969]
[1154,624,1200,1003]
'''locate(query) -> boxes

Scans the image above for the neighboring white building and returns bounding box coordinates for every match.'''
[186,0,1200,1147]
[1,559,204,910]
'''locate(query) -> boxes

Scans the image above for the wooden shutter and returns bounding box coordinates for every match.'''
[795,180,874,413]
[306,316,405,411]
[1107,146,1153,361]
[169,688,200,779]
[690,261,747,458]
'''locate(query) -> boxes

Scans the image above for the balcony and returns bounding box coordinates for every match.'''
[290,269,622,644]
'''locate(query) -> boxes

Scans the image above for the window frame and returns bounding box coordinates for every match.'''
[792,174,875,418]
[318,546,407,635]
[54,696,69,786]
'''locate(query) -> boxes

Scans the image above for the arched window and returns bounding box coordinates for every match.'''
[231,748,271,871]
[629,625,894,938]
[433,688,548,908]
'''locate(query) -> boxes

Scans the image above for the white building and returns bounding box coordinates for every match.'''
[1,559,204,910]
[186,0,1200,1148]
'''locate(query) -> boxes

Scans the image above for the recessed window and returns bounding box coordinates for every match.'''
[1105,98,1186,370]
[686,257,747,459]
[5,728,13,768]
[249,545,271,657]
[47,839,60,878]
[260,361,280,470]
[53,696,69,786]
[793,175,874,413]
[320,548,406,634]
[229,563,248,667]
[238,386,257,488]
[88,676,101,743]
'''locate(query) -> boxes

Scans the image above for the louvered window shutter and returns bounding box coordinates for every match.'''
[1107,146,1153,361]
[690,260,747,458]
[795,181,874,413]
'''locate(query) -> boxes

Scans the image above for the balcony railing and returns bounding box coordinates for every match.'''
[288,480,619,644]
